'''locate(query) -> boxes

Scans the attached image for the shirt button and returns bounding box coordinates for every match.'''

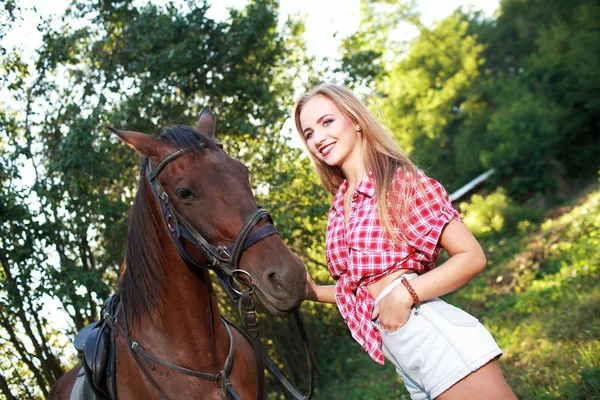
[352,193,358,200]
[352,206,356,211]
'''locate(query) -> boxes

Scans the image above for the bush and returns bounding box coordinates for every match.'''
[459,187,545,237]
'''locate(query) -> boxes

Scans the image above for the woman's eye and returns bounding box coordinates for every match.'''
[176,188,195,201]
[305,131,313,140]
[323,119,333,126]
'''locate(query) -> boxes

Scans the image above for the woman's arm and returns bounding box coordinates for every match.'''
[305,271,337,304]
[373,219,486,331]
[409,219,486,300]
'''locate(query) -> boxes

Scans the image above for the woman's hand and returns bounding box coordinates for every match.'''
[371,284,414,333]
[304,270,336,304]
[305,270,319,301]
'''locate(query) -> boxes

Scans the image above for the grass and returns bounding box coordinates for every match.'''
[447,182,600,399]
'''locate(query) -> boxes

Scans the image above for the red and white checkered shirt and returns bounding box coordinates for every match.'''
[326,168,461,364]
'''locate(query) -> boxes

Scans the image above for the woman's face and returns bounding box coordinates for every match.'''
[298,95,363,170]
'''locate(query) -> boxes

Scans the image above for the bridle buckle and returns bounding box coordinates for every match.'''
[217,246,230,259]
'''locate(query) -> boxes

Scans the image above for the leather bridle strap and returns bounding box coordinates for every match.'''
[223,309,315,400]
[227,208,274,269]
[239,288,265,400]
[148,148,188,181]
[116,296,240,400]
[145,153,278,299]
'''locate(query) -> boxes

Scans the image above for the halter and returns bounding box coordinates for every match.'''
[145,147,278,299]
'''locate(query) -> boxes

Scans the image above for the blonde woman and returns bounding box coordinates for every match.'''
[294,83,516,400]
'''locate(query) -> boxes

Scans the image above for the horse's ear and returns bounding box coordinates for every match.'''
[195,107,216,137]
[107,126,171,159]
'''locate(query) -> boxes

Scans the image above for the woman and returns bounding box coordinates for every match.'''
[293,83,516,400]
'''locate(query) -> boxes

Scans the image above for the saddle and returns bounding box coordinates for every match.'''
[73,294,120,400]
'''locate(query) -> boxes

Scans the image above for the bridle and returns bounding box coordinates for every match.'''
[146,146,277,297]
[115,144,314,400]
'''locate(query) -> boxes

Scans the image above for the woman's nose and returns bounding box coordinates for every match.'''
[313,129,325,144]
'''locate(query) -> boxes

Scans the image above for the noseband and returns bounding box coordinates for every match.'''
[146,148,277,299]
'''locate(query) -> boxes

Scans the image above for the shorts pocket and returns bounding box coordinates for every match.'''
[425,299,478,327]
[374,309,417,337]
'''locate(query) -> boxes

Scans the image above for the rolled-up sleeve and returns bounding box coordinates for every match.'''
[401,172,460,259]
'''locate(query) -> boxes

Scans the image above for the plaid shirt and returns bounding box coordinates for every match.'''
[326,168,461,364]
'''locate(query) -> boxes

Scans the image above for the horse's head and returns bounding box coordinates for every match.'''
[110,108,307,314]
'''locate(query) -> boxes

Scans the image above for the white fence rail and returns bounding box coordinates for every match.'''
[449,168,496,202]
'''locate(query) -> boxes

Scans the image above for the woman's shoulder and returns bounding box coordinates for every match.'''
[391,166,454,205]
[392,165,428,187]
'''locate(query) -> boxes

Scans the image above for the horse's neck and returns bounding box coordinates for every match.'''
[132,182,230,366]
[134,255,229,366]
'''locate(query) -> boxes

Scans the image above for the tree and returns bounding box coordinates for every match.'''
[469,0,600,198]
[0,0,314,397]
[373,11,487,188]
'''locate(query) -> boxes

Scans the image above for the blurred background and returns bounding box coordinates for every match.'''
[1,0,598,398]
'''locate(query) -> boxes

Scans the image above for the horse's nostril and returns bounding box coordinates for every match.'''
[267,272,283,291]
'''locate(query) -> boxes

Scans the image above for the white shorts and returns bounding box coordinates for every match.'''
[372,273,502,400]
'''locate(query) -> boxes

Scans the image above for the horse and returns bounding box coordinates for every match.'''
[49,108,308,399]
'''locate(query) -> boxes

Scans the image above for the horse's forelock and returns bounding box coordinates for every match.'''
[160,125,216,153]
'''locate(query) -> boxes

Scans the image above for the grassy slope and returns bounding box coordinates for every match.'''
[307,183,600,400]
[468,183,600,399]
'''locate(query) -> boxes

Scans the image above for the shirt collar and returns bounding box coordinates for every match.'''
[356,171,375,198]
[332,172,375,211]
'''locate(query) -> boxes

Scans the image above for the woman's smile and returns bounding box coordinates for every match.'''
[319,141,336,157]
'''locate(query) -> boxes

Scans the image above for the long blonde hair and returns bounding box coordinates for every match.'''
[292,83,421,244]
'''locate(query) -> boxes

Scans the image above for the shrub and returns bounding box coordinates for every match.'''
[459,187,544,237]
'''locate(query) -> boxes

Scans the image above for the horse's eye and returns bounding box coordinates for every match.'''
[175,188,195,201]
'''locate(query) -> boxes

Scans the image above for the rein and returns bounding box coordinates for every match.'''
[119,147,314,400]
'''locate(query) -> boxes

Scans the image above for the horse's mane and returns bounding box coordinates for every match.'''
[118,125,219,326]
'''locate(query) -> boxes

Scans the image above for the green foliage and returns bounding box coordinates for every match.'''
[347,0,600,198]
[374,12,487,188]
[336,0,420,89]
[1,0,312,397]
[460,188,545,237]
[3,0,600,397]
[471,0,600,194]
[480,86,564,198]
[442,183,600,399]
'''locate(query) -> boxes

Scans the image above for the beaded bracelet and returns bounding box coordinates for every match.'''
[400,276,420,307]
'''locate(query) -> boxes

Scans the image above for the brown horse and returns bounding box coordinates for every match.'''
[49,109,307,399]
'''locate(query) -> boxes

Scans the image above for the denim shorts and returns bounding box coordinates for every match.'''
[372,273,502,400]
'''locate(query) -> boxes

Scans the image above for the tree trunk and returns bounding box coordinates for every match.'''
[0,313,50,398]
[0,372,19,400]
